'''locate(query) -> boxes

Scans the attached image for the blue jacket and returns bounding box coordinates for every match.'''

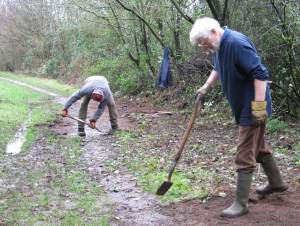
[213,28,272,126]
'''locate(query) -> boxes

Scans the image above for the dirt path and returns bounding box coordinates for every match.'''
[60,103,175,226]
[1,78,300,226]
[57,96,300,226]
[0,77,174,225]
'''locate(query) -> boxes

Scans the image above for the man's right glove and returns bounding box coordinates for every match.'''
[89,119,96,129]
[251,101,267,125]
[196,83,211,101]
[61,108,68,117]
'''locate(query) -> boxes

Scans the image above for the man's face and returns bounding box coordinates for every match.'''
[197,32,220,53]
[91,93,103,102]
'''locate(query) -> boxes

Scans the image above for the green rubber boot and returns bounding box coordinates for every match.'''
[221,172,252,218]
[105,124,119,136]
[78,127,86,137]
[256,154,288,195]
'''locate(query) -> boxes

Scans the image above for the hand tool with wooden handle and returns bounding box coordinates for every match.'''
[66,115,102,133]
[156,95,202,195]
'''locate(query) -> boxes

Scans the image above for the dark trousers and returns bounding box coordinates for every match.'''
[78,96,118,129]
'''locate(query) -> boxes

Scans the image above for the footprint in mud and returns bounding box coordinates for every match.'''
[81,133,174,226]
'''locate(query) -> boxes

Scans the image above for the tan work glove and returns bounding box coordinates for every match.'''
[196,83,211,101]
[61,108,68,117]
[89,119,96,129]
[251,101,267,125]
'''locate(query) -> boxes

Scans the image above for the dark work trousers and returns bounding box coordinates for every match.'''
[235,123,272,172]
[78,95,118,130]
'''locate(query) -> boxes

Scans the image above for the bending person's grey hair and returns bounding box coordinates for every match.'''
[189,17,221,45]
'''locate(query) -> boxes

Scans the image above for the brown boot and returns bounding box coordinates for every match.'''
[256,154,288,195]
[221,172,252,218]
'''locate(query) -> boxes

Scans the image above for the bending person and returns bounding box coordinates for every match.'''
[62,75,118,137]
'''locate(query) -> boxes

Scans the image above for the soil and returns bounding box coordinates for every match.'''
[55,96,300,226]
[1,81,300,226]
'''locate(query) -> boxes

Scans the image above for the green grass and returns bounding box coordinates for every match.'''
[139,168,213,202]
[0,71,76,96]
[0,71,77,155]
[267,118,289,134]
[115,130,216,202]
[0,79,48,154]
[1,135,111,225]
[0,72,112,225]
[294,138,300,165]
[50,137,111,225]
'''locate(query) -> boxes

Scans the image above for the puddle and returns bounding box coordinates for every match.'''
[6,103,32,155]
[6,123,27,155]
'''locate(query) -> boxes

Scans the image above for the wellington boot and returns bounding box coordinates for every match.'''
[221,172,252,218]
[256,154,287,195]
[104,124,119,136]
[78,127,86,137]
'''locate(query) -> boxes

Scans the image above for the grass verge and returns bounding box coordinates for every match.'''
[0,71,76,96]
[0,79,49,155]
[0,123,111,225]
[0,72,112,224]
[114,129,217,202]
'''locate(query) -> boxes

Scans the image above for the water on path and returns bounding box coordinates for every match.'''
[6,123,27,155]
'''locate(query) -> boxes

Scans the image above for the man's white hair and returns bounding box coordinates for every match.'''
[189,17,221,45]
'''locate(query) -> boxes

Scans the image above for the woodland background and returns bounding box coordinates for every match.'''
[0,0,299,117]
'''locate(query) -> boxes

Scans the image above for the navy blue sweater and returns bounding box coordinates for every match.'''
[213,28,272,126]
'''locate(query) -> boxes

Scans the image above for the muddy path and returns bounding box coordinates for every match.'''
[1,78,300,226]
[0,78,174,225]
[48,96,300,226]
[58,103,174,226]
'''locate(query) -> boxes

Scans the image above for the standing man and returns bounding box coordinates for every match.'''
[189,17,287,218]
[62,75,118,137]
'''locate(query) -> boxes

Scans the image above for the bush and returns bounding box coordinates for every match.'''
[115,71,142,95]
[295,139,300,165]
[5,62,15,72]
[37,58,60,77]
[46,58,59,76]
[267,118,288,134]
[87,57,146,95]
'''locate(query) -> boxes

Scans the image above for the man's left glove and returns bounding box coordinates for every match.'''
[61,108,68,117]
[251,101,267,125]
[89,119,96,129]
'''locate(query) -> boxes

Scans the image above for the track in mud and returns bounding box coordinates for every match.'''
[45,95,300,226]
[58,101,175,226]
[1,77,300,226]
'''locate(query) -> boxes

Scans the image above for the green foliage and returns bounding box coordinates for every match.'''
[275,147,288,154]
[116,129,215,202]
[116,71,141,95]
[1,0,300,118]
[294,139,300,165]
[76,194,97,214]
[138,169,212,202]
[267,118,289,134]
[116,130,137,144]
[46,58,60,76]
[87,56,145,95]
[62,212,85,226]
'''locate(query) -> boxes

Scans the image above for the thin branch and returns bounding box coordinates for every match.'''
[169,0,194,24]
[114,0,165,47]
